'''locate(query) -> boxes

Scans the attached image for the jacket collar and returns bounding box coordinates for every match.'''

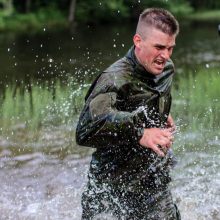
[125,46,174,95]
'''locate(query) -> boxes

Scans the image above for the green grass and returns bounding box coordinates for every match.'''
[187,10,220,21]
[172,68,220,132]
[1,68,220,156]
[1,68,220,149]
[0,7,67,32]
[1,69,220,133]
[0,78,89,131]
[1,5,220,33]
[0,77,90,155]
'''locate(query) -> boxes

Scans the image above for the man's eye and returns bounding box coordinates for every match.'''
[155,46,164,50]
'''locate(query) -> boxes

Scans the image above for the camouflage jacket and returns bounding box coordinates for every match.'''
[76,46,176,189]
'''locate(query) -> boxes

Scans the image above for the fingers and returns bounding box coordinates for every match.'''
[162,128,174,136]
[139,127,175,157]
[151,144,165,157]
[156,130,174,147]
[163,129,175,141]
[170,125,176,133]
[158,135,173,145]
[166,115,176,131]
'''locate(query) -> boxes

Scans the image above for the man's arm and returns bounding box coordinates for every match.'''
[76,85,174,156]
[76,91,143,148]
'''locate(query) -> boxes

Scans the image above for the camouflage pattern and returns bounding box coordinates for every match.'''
[76,47,180,219]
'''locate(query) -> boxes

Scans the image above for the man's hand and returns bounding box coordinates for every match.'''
[166,114,176,132]
[139,128,174,157]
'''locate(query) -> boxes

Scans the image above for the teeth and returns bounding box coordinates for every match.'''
[155,60,163,65]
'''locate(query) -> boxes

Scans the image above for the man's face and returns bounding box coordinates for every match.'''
[134,27,176,75]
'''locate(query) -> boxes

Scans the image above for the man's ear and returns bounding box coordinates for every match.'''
[133,34,142,48]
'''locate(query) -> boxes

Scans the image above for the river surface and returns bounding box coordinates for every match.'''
[0,20,220,219]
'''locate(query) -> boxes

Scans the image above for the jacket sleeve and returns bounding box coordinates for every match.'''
[75,88,146,148]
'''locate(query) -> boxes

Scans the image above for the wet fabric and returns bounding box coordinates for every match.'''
[81,175,181,220]
[76,46,180,219]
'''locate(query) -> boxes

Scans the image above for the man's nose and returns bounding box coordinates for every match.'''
[161,49,171,60]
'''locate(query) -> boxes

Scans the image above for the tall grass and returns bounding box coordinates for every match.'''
[0,7,67,32]
[187,10,220,21]
[0,78,89,132]
[172,68,220,132]
[0,68,220,156]
[1,68,220,136]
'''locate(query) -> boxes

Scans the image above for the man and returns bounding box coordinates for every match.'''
[76,8,181,220]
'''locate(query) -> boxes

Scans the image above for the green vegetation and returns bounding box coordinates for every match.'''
[187,10,220,22]
[172,68,220,132]
[0,77,89,131]
[1,68,220,135]
[0,7,67,32]
[0,0,220,32]
[0,76,90,155]
[1,68,220,155]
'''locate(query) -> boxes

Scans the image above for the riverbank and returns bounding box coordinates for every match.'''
[0,8,68,33]
[1,9,220,33]
[186,10,220,22]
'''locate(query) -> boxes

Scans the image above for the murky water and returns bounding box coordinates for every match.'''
[0,21,220,219]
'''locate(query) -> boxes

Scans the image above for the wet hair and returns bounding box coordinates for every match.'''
[136,8,179,38]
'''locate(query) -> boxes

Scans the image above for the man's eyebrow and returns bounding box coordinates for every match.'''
[154,43,176,48]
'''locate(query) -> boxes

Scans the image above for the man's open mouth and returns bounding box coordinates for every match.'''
[154,60,165,68]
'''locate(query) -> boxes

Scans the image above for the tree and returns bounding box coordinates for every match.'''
[68,0,76,23]
[25,0,31,13]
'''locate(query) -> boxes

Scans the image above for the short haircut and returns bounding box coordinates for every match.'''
[136,8,179,38]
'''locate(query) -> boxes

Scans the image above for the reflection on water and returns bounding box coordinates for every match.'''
[173,155,220,220]
[0,135,219,220]
[0,153,90,220]
[0,21,220,219]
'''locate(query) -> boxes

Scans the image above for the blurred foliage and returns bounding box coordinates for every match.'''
[172,68,220,132]
[0,0,219,31]
[188,0,220,10]
[0,76,89,130]
[1,67,220,134]
[76,0,129,23]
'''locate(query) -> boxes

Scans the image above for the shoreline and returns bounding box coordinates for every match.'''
[0,10,220,33]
